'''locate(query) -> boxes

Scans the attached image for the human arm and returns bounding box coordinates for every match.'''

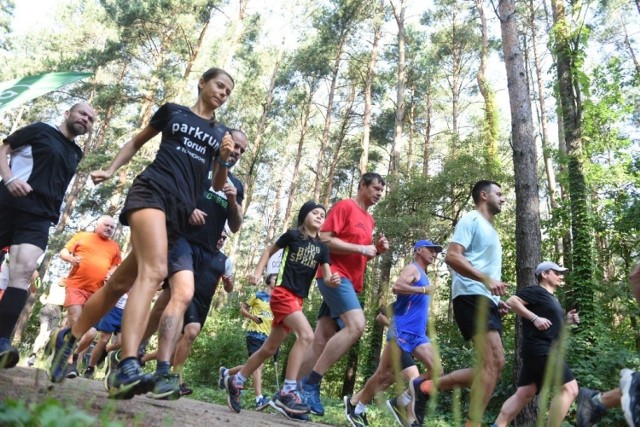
[374,233,389,256]
[223,183,243,232]
[320,263,340,288]
[566,309,580,325]
[376,312,391,327]
[319,231,377,257]
[91,126,159,184]
[506,294,551,331]
[210,132,233,191]
[247,243,281,285]
[239,301,263,324]
[222,258,234,292]
[445,242,507,296]
[60,247,81,267]
[392,264,431,295]
[0,142,32,197]
[188,209,207,226]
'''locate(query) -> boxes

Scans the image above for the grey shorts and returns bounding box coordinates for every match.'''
[38,303,61,327]
[317,277,362,323]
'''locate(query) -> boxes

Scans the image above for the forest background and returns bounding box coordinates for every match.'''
[1,0,639,425]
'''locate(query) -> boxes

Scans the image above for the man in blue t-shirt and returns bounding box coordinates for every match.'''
[409,180,509,427]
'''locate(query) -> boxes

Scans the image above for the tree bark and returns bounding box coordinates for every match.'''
[498,1,542,424]
[388,0,406,178]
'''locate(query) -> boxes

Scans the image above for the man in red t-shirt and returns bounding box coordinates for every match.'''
[299,172,389,416]
[60,215,121,377]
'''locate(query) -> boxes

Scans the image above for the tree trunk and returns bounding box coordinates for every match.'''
[422,90,433,177]
[359,0,384,175]
[388,0,406,177]
[498,1,543,424]
[551,0,596,321]
[222,0,249,69]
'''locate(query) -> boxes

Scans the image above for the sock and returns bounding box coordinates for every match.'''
[419,379,433,395]
[283,379,297,393]
[222,368,229,377]
[398,391,411,407]
[354,402,367,415]
[306,370,323,386]
[72,353,79,363]
[235,372,247,386]
[255,394,263,403]
[0,287,29,338]
[156,361,170,375]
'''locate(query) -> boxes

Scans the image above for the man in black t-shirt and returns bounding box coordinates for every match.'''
[0,103,97,369]
[494,261,581,427]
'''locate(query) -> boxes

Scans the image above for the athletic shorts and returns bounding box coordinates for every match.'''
[317,277,362,323]
[119,176,191,241]
[518,355,575,393]
[246,333,268,356]
[96,306,124,333]
[38,303,61,327]
[388,329,430,355]
[183,293,210,328]
[270,286,304,333]
[0,207,51,251]
[64,287,94,308]
[453,295,503,341]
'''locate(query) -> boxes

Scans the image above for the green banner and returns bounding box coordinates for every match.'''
[0,72,92,112]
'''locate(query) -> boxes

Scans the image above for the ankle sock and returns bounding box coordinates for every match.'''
[283,379,297,393]
[398,391,411,407]
[235,372,247,386]
[354,402,366,415]
[156,361,170,375]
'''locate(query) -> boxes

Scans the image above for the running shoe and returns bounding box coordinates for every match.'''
[576,387,608,427]
[108,358,153,400]
[300,377,324,416]
[218,366,228,389]
[621,369,640,427]
[269,397,310,422]
[149,372,181,400]
[274,390,310,414]
[409,378,429,426]
[0,338,19,369]
[386,397,410,427]
[83,366,95,379]
[224,375,243,413]
[103,349,120,392]
[47,327,76,383]
[179,383,193,396]
[256,395,271,411]
[66,363,79,379]
[344,395,368,427]
[27,352,36,367]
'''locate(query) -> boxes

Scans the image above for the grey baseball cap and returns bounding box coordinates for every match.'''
[535,261,569,276]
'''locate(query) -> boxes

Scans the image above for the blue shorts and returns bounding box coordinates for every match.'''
[317,277,362,326]
[387,329,430,355]
[96,306,124,333]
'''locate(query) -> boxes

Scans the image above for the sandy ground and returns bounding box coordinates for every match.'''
[0,366,330,426]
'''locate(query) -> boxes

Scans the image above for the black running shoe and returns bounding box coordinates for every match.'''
[224,375,243,413]
[386,397,409,427]
[149,372,181,400]
[621,369,640,427]
[576,387,608,427]
[47,327,76,383]
[108,359,154,400]
[344,395,369,427]
[409,378,429,426]
[0,338,19,369]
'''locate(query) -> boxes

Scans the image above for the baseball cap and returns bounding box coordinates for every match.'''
[535,261,569,276]
[413,240,443,253]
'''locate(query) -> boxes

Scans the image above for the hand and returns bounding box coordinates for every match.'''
[327,273,341,288]
[360,245,377,257]
[253,316,263,324]
[375,233,389,255]
[90,170,113,184]
[222,275,233,293]
[486,278,508,296]
[533,316,552,331]
[68,255,82,267]
[189,208,207,226]
[4,178,32,197]
[566,309,580,324]
[219,132,233,162]
[498,300,510,316]
[247,272,261,285]
[222,183,237,202]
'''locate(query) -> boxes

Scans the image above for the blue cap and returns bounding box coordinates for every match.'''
[413,240,443,253]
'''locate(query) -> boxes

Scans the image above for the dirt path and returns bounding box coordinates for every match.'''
[0,367,330,426]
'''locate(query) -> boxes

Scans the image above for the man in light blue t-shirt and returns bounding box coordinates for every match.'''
[408,180,509,427]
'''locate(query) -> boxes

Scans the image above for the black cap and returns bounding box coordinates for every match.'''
[298,201,326,226]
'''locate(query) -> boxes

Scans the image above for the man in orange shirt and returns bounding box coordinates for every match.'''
[61,215,121,377]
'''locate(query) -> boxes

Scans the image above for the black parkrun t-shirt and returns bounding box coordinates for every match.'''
[0,122,83,223]
[274,229,330,298]
[185,172,244,251]
[517,285,566,359]
[139,103,228,210]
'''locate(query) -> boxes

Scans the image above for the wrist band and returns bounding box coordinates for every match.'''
[217,157,233,168]
[531,315,538,322]
[3,176,17,186]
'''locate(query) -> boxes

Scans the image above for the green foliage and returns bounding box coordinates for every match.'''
[0,398,122,427]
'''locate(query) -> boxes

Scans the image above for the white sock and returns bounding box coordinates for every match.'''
[398,391,411,407]
[354,402,367,415]
[283,379,297,393]
[235,372,247,386]
[255,395,263,403]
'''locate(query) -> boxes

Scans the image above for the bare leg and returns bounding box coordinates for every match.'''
[240,327,288,379]
[281,311,314,383]
[88,331,112,368]
[156,270,194,363]
[494,384,537,427]
[142,287,170,345]
[548,379,578,426]
[173,322,201,372]
[299,316,336,379]
[467,330,505,426]
[312,309,365,375]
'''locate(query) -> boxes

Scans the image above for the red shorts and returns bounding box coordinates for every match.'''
[270,286,304,333]
[64,287,94,308]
